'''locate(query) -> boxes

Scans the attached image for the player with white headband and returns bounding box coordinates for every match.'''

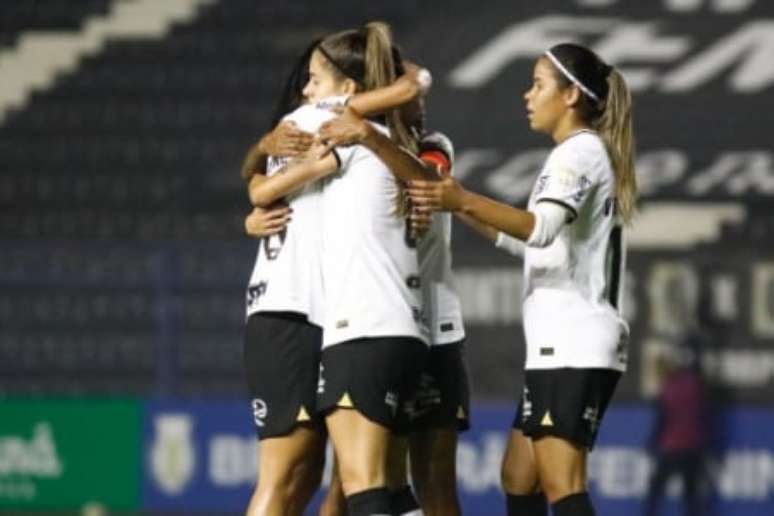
[408,42,638,516]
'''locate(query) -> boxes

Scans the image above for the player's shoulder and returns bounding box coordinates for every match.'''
[548,130,609,176]
[283,99,341,131]
[557,131,607,160]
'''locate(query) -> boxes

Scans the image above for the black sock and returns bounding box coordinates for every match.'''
[506,493,548,516]
[390,485,421,514]
[346,487,392,516]
[552,492,596,516]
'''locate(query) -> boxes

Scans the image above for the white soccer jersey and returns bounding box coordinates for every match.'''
[320,123,429,349]
[245,102,338,326]
[522,130,628,371]
[417,132,465,345]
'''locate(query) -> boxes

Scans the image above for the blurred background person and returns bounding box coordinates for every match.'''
[643,337,710,516]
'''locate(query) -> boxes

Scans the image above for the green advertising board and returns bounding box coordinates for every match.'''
[0,398,141,511]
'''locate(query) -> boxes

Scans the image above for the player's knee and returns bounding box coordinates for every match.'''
[336,456,385,495]
[416,455,456,492]
[290,456,324,497]
[501,460,521,493]
[501,459,539,495]
[539,473,581,503]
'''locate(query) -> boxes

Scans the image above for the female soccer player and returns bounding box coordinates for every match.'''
[319,95,469,516]
[408,42,637,516]
[302,27,432,516]
[241,23,420,516]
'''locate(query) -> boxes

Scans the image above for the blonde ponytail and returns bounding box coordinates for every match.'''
[319,21,419,214]
[363,22,394,91]
[363,21,417,155]
[594,69,637,224]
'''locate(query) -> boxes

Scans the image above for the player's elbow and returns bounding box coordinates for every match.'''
[526,203,570,248]
[249,186,275,208]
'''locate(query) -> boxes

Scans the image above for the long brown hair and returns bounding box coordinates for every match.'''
[317,21,417,154]
[547,43,637,224]
[318,22,417,214]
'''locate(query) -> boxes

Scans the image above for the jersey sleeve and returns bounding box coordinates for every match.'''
[532,141,597,222]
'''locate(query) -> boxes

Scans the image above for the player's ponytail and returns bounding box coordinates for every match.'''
[546,43,638,224]
[319,22,418,214]
[363,22,416,155]
[318,22,416,153]
[596,69,636,225]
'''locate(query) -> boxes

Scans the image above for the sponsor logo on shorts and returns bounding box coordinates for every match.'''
[521,386,532,421]
[540,347,554,356]
[317,364,326,394]
[336,319,349,329]
[440,322,455,332]
[583,405,600,435]
[251,399,267,428]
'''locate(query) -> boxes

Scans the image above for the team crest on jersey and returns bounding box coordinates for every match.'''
[252,399,268,428]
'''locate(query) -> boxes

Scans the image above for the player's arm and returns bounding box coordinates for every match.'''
[452,211,525,257]
[454,212,498,242]
[244,204,292,237]
[318,107,435,182]
[346,62,430,116]
[240,122,314,181]
[408,178,569,246]
[248,144,337,207]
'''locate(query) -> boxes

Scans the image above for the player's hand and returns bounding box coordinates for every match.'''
[402,60,433,96]
[410,204,433,238]
[244,204,292,237]
[318,107,371,147]
[261,121,314,157]
[408,176,465,212]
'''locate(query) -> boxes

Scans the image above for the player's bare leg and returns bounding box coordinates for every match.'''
[319,454,347,516]
[410,426,461,516]
[533,435,593,515]
[246,424,325,516]
[326,408,391,515]
[501,429,547,516]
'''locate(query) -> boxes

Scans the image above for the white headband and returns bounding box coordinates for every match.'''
[544,50,600,103]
